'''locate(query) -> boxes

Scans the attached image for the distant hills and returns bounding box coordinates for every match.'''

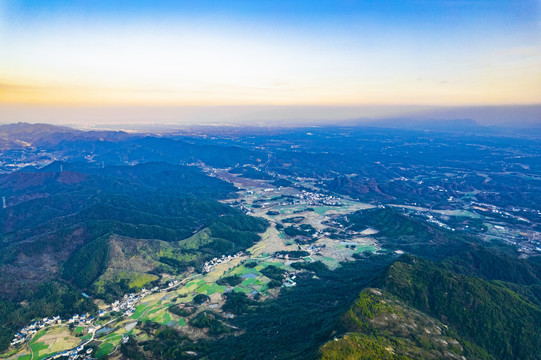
[0,122,134,151]
[0,122,75,140]
[358,118,485,132]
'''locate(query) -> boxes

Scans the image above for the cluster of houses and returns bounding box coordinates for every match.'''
[11,313,99,348]
[282,272,297,288]
[166,280,180,289]
[67,313,95,326]
[237,204,250,213]
[9,271,193,359]
[426,214,455,231]
[202,252,244,273]
[471,202,530,223]
[274,253,292,260]
[295,190,342,206]
[307,244,324,254]
[242,188,343,213]
[111,288,154,316]
[10,316,63,346]
[10,285,160,350]
[110,283,181,316]
[48,345,93,360]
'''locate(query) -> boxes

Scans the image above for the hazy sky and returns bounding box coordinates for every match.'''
[0,1,540,124]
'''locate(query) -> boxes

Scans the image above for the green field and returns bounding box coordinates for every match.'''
[185,278,205,291]
[103,334,123,342]
[150,311,172,326]
[258,261,290,270]
[195,283,211,294]
[162,313,171,325]
[241,278,261,287]
[233,286,254,294]
[148,307,161,315]
[29,342,48,353]
[353,245,377,253]
[95,342,115,358]
[314,206,335,215]
[131,304,149,319]
[202,283,227,295]
[29,342,52,360]
[319,256,340,269]
[229,265,261,277]
[28,330,46,344]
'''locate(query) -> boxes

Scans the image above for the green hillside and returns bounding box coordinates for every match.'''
[320,255,541,360]
[384,255,541,360]
[320,288,487,360]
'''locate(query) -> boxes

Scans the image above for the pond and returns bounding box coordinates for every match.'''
[242,273,258,279]
[96,327,114,335]
[339,241,359,246]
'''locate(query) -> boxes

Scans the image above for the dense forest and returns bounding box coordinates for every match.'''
[122,257,393,359]
[383,255,541,360]
[0,161,268,352]
[319,288,489,360]
[314,208,541,359]
[120,208,541,360]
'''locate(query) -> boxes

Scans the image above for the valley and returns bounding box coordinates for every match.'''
[2,1,540,359]
[1,169,383,360]
[0,123,540,360]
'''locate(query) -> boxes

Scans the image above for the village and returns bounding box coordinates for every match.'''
[5,170,381,360]
[7,278,187,360]
[294,190,342,207]
[202,252,245,273]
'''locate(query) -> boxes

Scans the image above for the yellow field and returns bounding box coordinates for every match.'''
[35,327,80,356]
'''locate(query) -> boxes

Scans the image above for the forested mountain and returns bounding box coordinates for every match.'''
[314,207,541,360]
[0,158,268,351]
[320,254,541,359]
[320,288,485,360]
[383,256,541,360]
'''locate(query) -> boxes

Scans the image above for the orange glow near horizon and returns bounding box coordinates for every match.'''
[2,69,540,107]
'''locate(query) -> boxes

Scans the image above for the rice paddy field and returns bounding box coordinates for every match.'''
[12,327,81,360]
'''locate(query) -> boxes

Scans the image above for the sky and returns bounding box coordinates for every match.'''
[0,0,540,125]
